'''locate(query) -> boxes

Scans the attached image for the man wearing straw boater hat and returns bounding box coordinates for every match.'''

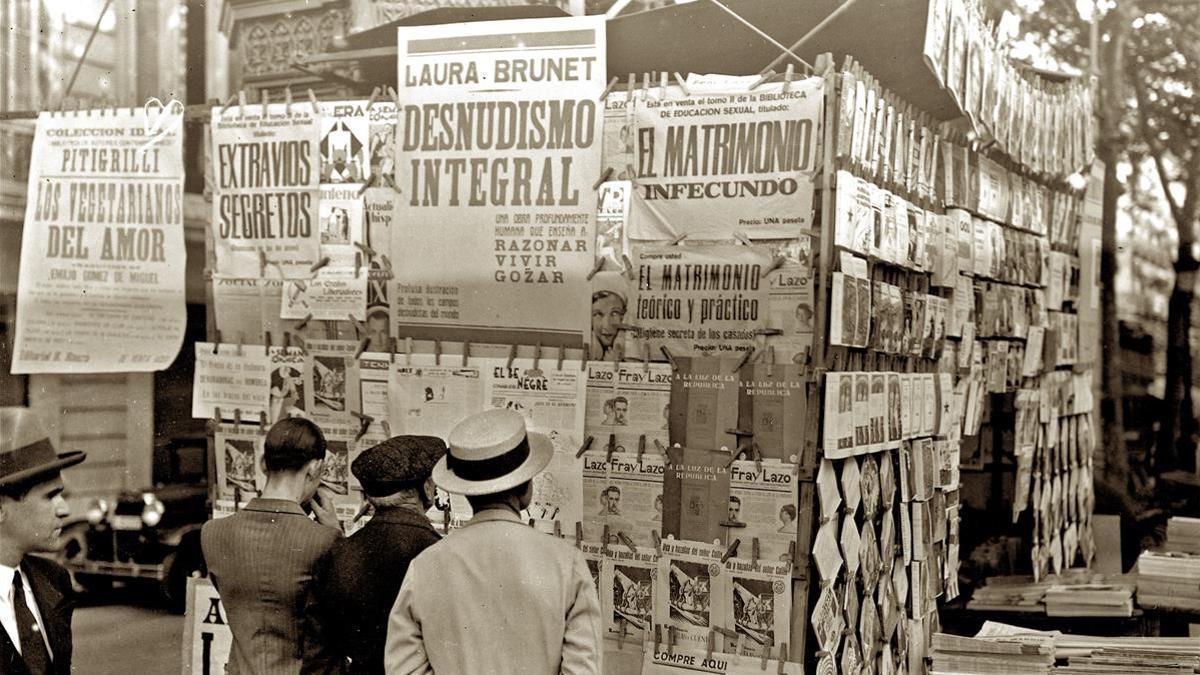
[385,409,602,673]
[0,408,86,675]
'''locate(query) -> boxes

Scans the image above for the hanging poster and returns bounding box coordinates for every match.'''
[212,277,266,343]
[318,415,358,497]
[605,453,666,548]
[628,244,771,357]
[183,577,231,675]
[393,16,606,346]
[13,108,187,373]
[597,180,633,270]
[267,346,310,422]
[280,268,369,322]
[582,451,611,543]
[724,559,792,656]
[628,78,822,240]
[764,236,814,363]
[483,357,587,529]
[210,103,321,277]
[368,100,399,185]
[738,363,808,463]
[317,185,365,267]
[602,545,658,641]
[389,355,485,437]
[655,539,727,652]
[727,460,799,564]
[363,187,396,351]
[319,100,371,184]
[192,344,269,420]
[213,423,265,500]
[669,356,742,453]
[662,446,731,544]
[304,340,363,418]
[584,361,672,459]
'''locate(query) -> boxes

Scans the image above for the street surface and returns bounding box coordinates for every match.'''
[74,586,182,674]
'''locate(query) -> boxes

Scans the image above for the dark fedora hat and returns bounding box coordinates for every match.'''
[0,408,86,488]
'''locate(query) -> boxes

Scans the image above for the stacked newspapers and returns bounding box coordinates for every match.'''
[1165,516,1200,554]
[1136,549,1200,611]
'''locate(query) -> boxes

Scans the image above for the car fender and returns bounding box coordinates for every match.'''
[157,523,204,548]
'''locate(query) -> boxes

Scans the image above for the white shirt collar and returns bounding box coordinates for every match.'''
[0,563,16,598]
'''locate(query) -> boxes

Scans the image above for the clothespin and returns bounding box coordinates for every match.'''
[310,256,331,274]
[753,441,764,475]
[434,339,441,365]
[660,346,677,371]
[642,340,652,374]
[602,524,610,553]
[532,343,542,371]
[507,343,518,369]
[553,520,562,538]
[600,76,620,101]
[442,506,451,532]
[307,88,320,115]
[557,345,565,370]
[388,86,399,105]
[388,337,397,363]
[261,89,270,117]
[617,531,637,553]
[777,643,789,673]
[356,173,377,196]
[235,333,245,357]
[760,635,773,669]
[653,439,668,457]
[787,540,796,566]
[264,331,273,349]
[706,629,716,660]
[593,167,614,191]
[234,408,243,427]
[365,86,381,109]
[651,529,662,554]
[669,232,688,246]
[605,434,617,462]
[350,411,373,441]
[259,411,268,428]
[405,337,413,365]
[586,257,605,281]
[673,72,690,96]
[782,63,795,93]
[284,86,293,115]
[354,241,376,260]
[722,538,741,562]
[637,435,647,465]
[621,253,636,281]
[749,70,776,91]
[463,342,471,367]
[626,73,636,97]
[760,256,786,278]
[752,537,760,567]
[617,618,627,649]
[282,331,292,350]
[381,420,391,437]
[735,346,756,371]
[733,231,753,247]
[575,435,595,459]
[528,518,536,528]
[654,625,663,652]
[354,336,371,359]
[667,626,678,655]
[296,313,314,332]
[208,407,222,434]
[575,522,583,548]
[238,89,247,116]
[212,331,221,353]
[218,92,237,116]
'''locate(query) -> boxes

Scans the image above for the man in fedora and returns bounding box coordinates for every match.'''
[0,408,86,675]
[305,436,445,674]
[385,409,602,674]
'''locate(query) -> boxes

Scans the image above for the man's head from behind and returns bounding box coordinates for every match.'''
[263,417,327,502]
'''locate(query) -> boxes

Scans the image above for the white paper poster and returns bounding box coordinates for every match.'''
[183,577,231,675]
[191,344,269,420]
[13,108,187,373]
[393,16,606,346]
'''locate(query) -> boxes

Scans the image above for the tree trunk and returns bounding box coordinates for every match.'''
[1158,242,1197,473]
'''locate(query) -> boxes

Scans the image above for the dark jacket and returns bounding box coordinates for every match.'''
[201,498,341,675]
[0,555,75,675]
[304,506,439,675]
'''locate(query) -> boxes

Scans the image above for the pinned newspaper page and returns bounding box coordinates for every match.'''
[354,352,392,448]
[627,244,771,357]
[597,181,632,272]
[483,357,587,530]
[764,236,814,363]
[388,353,485,438]
[738,363,808,463]
[584,361,671,462]
[582,450,612,543]
[267,346,310,422]
[655,539,728,653]
[210,103,321,277]
[393,16,605,346]
[723,558,792,657]
[13,107,187,373]
[317,185,365,268]
[214,423,265,500]
[602,545,658,642]
[192,344,269,420]
[601,89,635,180]
[628,78,821,241]
[318,415,357,497]
[280,267,368,322]
[368,100,398,186]
[605,453,666,549]
[363,187,396,352]
[304,340,363,419]
[319,101,371,185]
[212,277,265,342]
[727,460,800,565]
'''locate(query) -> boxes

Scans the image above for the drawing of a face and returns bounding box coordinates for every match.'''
[613,398,629,425]
[603,486,621,515]
[728,496,741,522]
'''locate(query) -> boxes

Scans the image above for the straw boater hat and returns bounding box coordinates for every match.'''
[0,408,86,488]
[432,409,553,496]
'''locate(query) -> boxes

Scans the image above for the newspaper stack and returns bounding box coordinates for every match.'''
[967,575,1052,612]
[1165,516,1200,553]
[1042,583,1133,617]
[1136,550,1200,611]
[968,622,1200,674]
[929,633,1053,674]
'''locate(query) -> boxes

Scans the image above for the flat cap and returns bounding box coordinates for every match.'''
[351,435,446,497]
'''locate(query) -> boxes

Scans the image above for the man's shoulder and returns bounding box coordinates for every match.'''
[22,554,70,589]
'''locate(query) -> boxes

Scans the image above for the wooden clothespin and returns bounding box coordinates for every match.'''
[782,64,795,93]
[760,635,773,669]
[365,86,381,109]
[653,439,668,457]
[354,336,371,360]
[651,529,662,554]
[310,256,331,274]
[776,643,789,674]
[605,433,617,462]
[258,249,268,276]
[388,86,399,105]
[593,167,614,191]
[506,343,518,369]
[528,518,536,528]
[575,435,595,459]
[258,411,268,428]
[602,524,611,553]
[557,345,565,370]
[673,72,690,96]
[307,88,320,115]
[735,346,756,372]
[749,70,776,90]
[212,331,222,353]
[388,337,397,363]
[553,520,562,538]
[351,411,373,441]
[404,337,413,365]
[667,626,678,655]
[381,420,391,437]
[669,232,688,246]
[233,408,243,427]
[660,346,678,371]
[622,253,636,280]
[751,537,760,567]
[235,333,245,357]
[752,441,764,475]
[637,435,647,465]
[208,407,222,435]
[218,92,237,116]
[600,76,620,101]
[463,342,471,367]
[733,231,753,247]
[575,521,583,548]
[722,538,741,562]
[434,340,442,365]
[654,625,663,652]
[356,173,377,196]
[442,506,451,532]
[706,629,716,660]
[261,89,270,117]
[586,257,605,281]
[617,531,637,554]
[296,313,314,332]
[354,240,376,259]
[353,500,371,525]
[532,343,542,372]
[760,256,786,278]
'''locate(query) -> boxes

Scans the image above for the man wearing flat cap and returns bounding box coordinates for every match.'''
[0,408,86,675]
[304,436,445,675]
[385,409,602,674]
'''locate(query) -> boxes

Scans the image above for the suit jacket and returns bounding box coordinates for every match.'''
[385,508,603,675]
[304,507,439,675]
[201,498,341,675]
[0,555,75,675]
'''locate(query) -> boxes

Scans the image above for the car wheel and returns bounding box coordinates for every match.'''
[161,549,202,614]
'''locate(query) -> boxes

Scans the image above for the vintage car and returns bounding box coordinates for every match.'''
[58,435,209,612]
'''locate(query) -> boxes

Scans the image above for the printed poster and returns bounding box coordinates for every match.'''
[662,446,731,545]
[213,423,265,500]
[363,187,396,352]
[629,78,822,240]
[727,460,799,564]
[192,344,269,420]
[582,451,612,543]
[629,244,771,357]
[584,361,672,459]
[210,103,321,277]
[317,185,365,267]
[393,17,606,346]
[319,100,371,184]
[211,277,265,343]
[655,539,727,652]
[483,357,587,529]
[304,340,363,418]
[13,108,187,373]
[367,100,398,186]
[267,346,310,422]
[590,270,632,361]
[605,454,666,549]
[765,236,814,363]
[602,545,658,641]
[281,268,369,322]
[184,577,231,675]
[724,559,792,656]
[388,355,485,438]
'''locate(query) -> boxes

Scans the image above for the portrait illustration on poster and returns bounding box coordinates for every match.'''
[320,101,370,184]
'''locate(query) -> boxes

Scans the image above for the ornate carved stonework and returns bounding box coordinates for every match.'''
[235,7,350,81]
